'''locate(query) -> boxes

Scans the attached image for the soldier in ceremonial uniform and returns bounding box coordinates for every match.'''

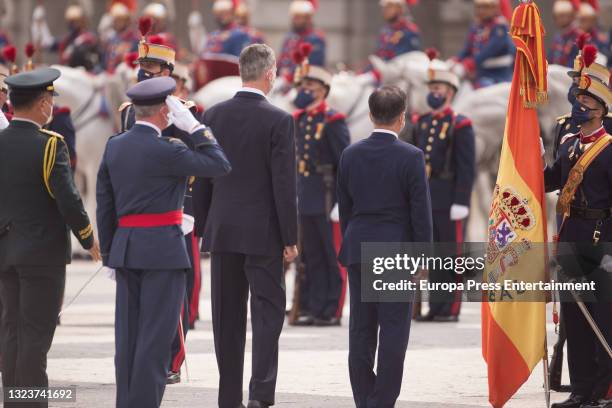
[576,1,609,55]
[411,51,476,322]
[374,0,421,62]
[0,68,100,408]
[291,62,350,326]
[455,0,515,88]
[549,0,581,68]
[103,3,139,73]
[545,54,612,408]
[278,0,326,79]
[96,77,230,408]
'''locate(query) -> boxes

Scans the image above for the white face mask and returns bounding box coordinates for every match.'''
[44,100,54,125]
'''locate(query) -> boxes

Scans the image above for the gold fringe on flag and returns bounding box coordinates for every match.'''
[510,0,548,108]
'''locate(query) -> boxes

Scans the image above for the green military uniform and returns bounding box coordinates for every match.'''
[0,68,93,407]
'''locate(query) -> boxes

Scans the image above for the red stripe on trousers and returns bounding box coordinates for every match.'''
[171,304,186,372]
[450,219,463,317]
[189,234,201,327]
[332,222,347,318]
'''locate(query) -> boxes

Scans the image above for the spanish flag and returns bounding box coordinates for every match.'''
[481,1,548,407]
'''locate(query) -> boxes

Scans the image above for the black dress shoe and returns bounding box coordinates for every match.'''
[433,314,459,322]
[415,313,435,322]
[247,400,270,408]
[166,371,181,384]
[313,316,341,326]
[291,314,314,326]
[551,394,589,408]
[581,399,612,408]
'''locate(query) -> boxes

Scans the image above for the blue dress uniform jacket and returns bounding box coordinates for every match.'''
[278,28,326,75]
[337,132,433,266]
[457,16,515,87]
[294,103,350,215]
[96,123,231,269]
[375,17,421,61]
[553,113,612,159]
[412,108,476,210]
[548,26,580,67]
[204,24,253,57]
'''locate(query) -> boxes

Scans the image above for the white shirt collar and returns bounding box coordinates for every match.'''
[135,120,162,137]
[240,87,267,97]
[373,128,398,138]
[12,117,41,128]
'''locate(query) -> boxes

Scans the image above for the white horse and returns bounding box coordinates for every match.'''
[52,65,121,253]
[192,73,376,143]
[371,53,573,240]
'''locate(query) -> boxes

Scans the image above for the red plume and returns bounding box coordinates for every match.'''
[25,42,35,58]
[570,0,581,10]
[124,51,139,68]
[576,32,591,50]
[587,0,599,11]
[582,45,597,67]
[406,0,419,5]
[148,35,164,45]
[425,48,439,61]
[299,42,313,59]
[308,0,319,10]
[138,15,153,37]
[291,50,304,65]
[2,45,16,63]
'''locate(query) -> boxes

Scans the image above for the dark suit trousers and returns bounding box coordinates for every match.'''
[427,211,465,317]
[114,268,185,408]
[300,215,342,319]
[0,265,65,408]
[347,265,413,408]
[211,252,285,407]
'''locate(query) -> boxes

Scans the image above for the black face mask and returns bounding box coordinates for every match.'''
[571,101,598,125]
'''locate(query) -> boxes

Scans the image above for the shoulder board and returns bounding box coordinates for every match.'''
[455,117,472,130]
[292,109,305,120]
[556,113,571,123]
[118,101,133,112]
[39,129,64,139]
[325,111,346,123]
[53,106,71,115]
[560,133,578,146]
[162,137,186,146]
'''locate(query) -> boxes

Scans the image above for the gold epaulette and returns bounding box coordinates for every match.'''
[556,113,571,124]
[118,101,133,112]
[40,129,64,198]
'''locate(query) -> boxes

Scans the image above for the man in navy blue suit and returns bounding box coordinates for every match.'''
[337,86,433,408]
[193,43,298,408]
[96,76,231,408]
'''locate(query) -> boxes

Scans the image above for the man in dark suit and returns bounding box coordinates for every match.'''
[193,43,298,408]
[0,68,100,408]
[96,77,231,408]
[337,86,433,408]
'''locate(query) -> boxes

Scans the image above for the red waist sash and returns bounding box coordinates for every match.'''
[118,210,183,228]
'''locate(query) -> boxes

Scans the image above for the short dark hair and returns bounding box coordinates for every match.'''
[9,90,48,110]
[368,86,407,126]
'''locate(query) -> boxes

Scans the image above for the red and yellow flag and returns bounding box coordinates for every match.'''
[481,1,548,407]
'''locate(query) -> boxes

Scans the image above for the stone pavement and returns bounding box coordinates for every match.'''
[36,260,571,407]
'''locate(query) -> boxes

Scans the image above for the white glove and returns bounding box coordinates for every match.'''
[330,203,339,223]
[166,95,203,133]
[181,213,194,235]
[450,204,469,221]
[103,267,116,281]
[0,109,9,130]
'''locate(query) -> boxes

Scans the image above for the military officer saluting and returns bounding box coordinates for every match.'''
[96,77,231,408]
[291,55,350,326]
[412,49,476,322]
[545,48,612,408]
[0,68,100,406]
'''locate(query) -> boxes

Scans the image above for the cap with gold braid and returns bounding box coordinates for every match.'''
[5,67,60,97]
[137,16,175,67]
[574,45,611,110]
